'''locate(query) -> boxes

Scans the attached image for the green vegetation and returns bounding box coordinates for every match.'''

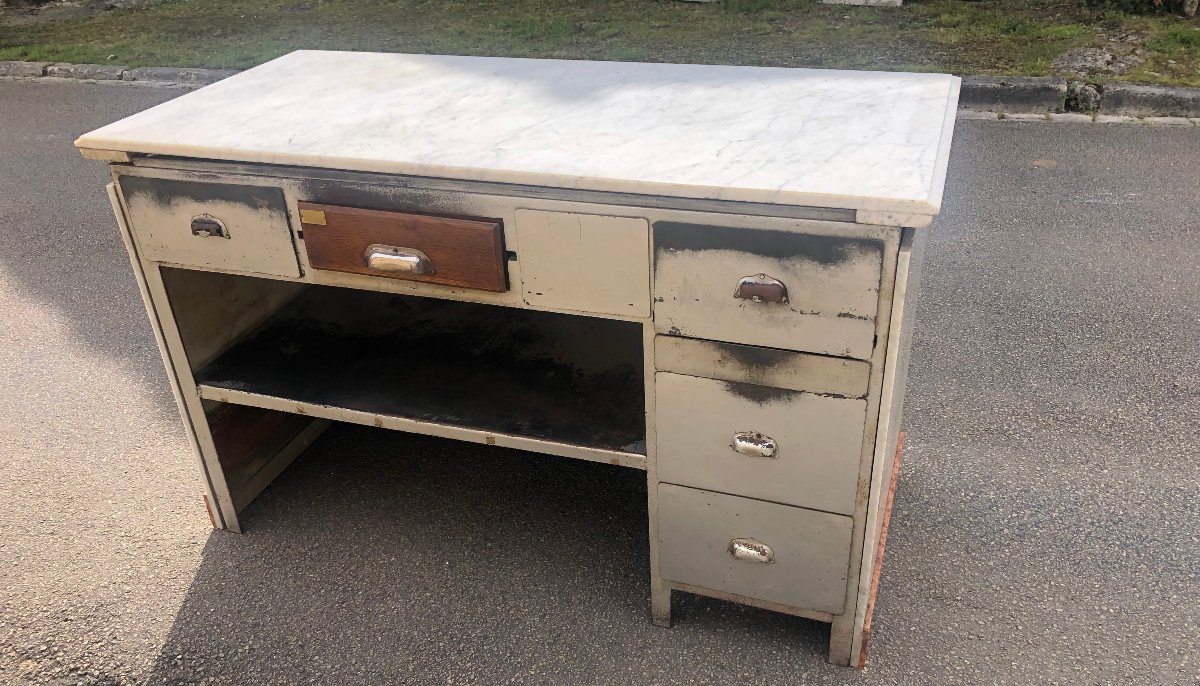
[0,0,1197,86]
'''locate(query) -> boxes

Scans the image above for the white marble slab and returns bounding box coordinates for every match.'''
[77,51,960,217]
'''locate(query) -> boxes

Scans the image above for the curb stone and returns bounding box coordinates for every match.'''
[1101,83,1200,118]
[4,60,1200,118]
[123,66,241,85]
[45,63,126,80]
[0,60,47,77]
[959,76,1067,113]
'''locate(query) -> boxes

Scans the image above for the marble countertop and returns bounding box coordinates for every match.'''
[77,50,960,219]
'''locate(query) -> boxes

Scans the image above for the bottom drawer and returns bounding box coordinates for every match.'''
[658,484,852,614]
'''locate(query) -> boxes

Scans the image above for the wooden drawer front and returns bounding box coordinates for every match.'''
[655,372,866,516]
[653,222,884,360]
[118,176,299,278]
[300,202,507,292]
[658,484,852,614]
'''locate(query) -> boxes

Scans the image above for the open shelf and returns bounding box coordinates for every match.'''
[191,283,647,458]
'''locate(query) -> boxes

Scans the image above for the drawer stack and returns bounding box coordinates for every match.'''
[651,221,887,617]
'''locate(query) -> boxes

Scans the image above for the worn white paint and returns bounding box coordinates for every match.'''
[108,183,230,530]
[120,179,301,278]
[515,210,650,317]
[77,51,960,222]
[655,373,866,516]
[653,229,883,360]
[658,484,853,614]
[850,228,923,664]
[653,335,871,397]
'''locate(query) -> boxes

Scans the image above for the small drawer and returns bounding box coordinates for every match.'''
[655,372,866,516]
[658,484,852,614]
[300,202,507,292]
[653,222,885,360]
[118,176,300,278]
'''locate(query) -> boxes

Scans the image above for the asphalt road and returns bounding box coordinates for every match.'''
[1,78,1197,686]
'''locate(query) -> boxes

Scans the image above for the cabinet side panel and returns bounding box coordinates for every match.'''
[850,226,928,665]
[107,182,232,530]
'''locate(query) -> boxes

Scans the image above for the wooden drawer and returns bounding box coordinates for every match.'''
[299,202,507,292]
[653,222,884,360]
[118,176,300,278]
[655,372,866,516]
[658,484,852,614]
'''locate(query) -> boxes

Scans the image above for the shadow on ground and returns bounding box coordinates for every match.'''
[144,427,830,684]
[0,81,185,416]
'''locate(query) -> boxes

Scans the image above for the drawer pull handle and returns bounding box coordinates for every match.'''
[734,274,789,304]
[363,244,436,275]
[729,537,775,564]
[190,215,229,239]
[731,431,778,458]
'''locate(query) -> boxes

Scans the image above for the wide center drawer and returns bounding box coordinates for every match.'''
[655,372,866,516]
[299,202,508,292]
[658,484,852,614]
[653,222,884,360]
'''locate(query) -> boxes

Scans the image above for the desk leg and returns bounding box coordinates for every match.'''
[651,580,673,628]
[642,324,673,628]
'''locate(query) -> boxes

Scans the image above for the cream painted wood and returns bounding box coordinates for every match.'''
[514,210,650,318]
[110,163,892,322]
[642,324,672,627]
[110,181,244,533]
[850,227,925,663]
[653,336,870,398]
[103,159,918,665]
[159,267,303,370]
[196,384,647,470]
[658,484,853,614]
[653,225,885,360]
[118,176,301,278]
[827,226,901,666]
[140,263,245,533]
[108,183,229,530]
[668,581,833,624]
[655,373,867,516]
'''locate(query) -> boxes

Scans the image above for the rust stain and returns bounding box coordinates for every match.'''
[485,436,496,445]
[202,494,217,529]
[857,431,906,669]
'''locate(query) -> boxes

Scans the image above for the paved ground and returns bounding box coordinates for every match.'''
[0,78,1197,686]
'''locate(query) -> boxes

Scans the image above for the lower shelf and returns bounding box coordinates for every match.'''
[199,384,646,469]
[192,284,647,466]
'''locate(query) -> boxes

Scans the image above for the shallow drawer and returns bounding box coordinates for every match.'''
[653,222,884,360]
[655,372,865,516]
[299,202,507,292]
[658,484,852,614]
[118,176,300,278]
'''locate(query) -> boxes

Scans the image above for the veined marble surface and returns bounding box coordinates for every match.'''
[77,51,960,216]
